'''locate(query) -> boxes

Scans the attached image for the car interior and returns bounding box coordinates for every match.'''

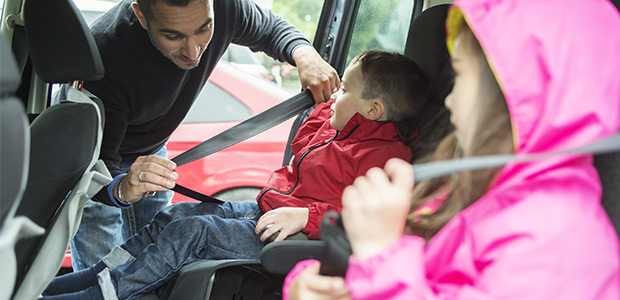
[0,0,619,299]
[1,0,112,299]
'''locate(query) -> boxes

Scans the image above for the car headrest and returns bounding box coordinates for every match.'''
[405,4,452,101]
[403,4,454,162]
[0,36,21,95]
[24,0,104,83]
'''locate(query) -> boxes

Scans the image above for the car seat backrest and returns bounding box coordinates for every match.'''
[0,36,27,224]
[403,4,454,162]
[595,151,620,238]
[24,0,104,83]
[11,0,111,298]
[0,32,45,300]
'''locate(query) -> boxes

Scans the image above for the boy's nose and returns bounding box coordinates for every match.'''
[330,89,340,100]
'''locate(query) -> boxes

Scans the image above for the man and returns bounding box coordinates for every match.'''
[66,0,340,271]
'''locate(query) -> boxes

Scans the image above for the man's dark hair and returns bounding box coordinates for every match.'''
[351,49,432,123]
[136,0,203,20]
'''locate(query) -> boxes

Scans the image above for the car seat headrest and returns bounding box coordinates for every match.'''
[405,4,452,101]
[24,0,104,83]
[0,37,21,95]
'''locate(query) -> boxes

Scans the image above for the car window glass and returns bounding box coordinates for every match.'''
[182,81,253,123]
[256,0,323,93]
[346,0,415,65]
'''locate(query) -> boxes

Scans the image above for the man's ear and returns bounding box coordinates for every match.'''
[132,2,149,30]
[367,99,386,121]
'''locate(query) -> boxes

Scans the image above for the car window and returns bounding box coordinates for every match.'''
[182,81,253,123]
[346,0,415,65]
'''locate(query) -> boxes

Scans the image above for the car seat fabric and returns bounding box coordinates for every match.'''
[10,0,111,299]
[404,4,454,162]
[24,0,104,83]
[13,88,111,300]
[0,35,44,300]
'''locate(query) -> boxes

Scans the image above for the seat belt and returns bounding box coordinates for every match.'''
[413,132,620,182]
[170,90,315,203]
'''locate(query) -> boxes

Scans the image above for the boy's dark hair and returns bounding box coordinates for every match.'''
[136,0,206,20]
[351,49,432,123]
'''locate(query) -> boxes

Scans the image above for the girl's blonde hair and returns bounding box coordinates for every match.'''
[406,23,514,238]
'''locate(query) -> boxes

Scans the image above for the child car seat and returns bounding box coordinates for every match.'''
[156,4,454,300]
[9,0,112,299]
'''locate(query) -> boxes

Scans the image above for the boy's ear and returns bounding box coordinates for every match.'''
[366,99,386,121]
[132,2,149,30]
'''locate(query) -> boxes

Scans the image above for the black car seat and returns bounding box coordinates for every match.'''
[156,4,453,300]
[596,0,620,242]
[9,0,112,299]
[0,30,44,300]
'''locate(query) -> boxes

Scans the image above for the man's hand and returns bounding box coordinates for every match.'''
[288,262,351,300]
[341,158,414,259]
[119,155,178,203]
[255,207,309,242]
[293,45,340,104]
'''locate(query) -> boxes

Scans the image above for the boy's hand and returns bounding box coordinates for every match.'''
[341,158,414,259]
[256,207,309,242]
[289,262,351,300]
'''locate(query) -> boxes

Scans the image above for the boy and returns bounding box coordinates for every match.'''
[42,49,432,300]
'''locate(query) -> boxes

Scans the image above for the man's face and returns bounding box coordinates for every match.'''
[134,0,214,70]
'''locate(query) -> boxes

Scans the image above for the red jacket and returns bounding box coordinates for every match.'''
[257,101,412,239]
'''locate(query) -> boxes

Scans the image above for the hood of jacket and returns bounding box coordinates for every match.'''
[447,0,620,189]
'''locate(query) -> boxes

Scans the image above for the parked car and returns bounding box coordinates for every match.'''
[167,61,294,204]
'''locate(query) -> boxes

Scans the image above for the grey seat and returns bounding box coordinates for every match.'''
[0,28,44,300]
[9,0,112,299]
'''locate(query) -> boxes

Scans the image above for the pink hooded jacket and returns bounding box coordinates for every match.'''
[283,0,620,299]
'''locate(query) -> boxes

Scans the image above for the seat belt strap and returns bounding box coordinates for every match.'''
[170,90,315,203]
[413,132,620,183]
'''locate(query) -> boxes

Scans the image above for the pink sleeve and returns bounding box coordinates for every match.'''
[282,259,320,300]
[345,235,435,300]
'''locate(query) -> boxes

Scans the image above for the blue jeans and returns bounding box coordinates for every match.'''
[99,201,265,300]
[71,146,173,271]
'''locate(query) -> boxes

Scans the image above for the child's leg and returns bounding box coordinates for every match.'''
[102,201,266,300]
[121,201,232,256]
[42,261,106,296]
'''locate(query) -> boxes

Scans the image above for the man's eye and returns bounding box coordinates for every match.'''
[198,24,213,34]
[165,35,182,41]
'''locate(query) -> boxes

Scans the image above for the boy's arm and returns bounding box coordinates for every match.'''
[304,145,412,240]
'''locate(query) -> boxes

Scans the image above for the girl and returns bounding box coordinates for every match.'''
[284,0,620,299]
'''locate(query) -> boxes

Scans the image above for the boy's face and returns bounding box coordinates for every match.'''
[134,0,214,70]
[329,62,373,131]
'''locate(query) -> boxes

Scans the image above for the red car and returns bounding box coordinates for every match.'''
[62,61,295,269]
[167,61,295,203]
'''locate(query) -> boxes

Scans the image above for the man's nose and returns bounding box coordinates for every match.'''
[184,37,200,60]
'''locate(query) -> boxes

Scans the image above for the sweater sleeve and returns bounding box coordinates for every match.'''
[345,235,434,300]
[228,0,311,65]
[303,201,341,240]
[282,259,321,300]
